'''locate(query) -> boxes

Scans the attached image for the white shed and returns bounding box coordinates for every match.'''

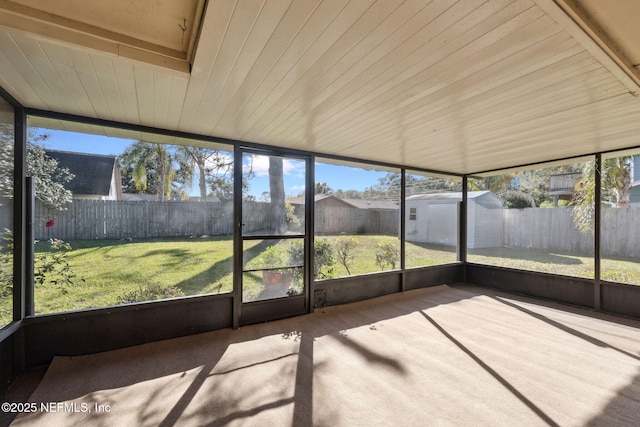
[405,191,503,248]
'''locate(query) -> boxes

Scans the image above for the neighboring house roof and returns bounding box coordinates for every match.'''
[46,150,119,197]
[121,193,160,202]
[288,194,398,210]
[121,194,222,202]
[288,194,353,208]
[341,198,398,211]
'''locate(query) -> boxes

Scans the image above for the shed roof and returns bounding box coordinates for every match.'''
[407,191,489,201]
[407,191,503,209]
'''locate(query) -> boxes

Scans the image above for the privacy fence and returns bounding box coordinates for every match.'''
[503,207,640,257]
[35,200,235,240]
[314,206,399,236]
[34,200,400,240]
[32,200,640,258]
[0,198,10,234]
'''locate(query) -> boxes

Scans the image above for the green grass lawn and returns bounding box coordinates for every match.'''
[0,235,639,326]
[468,247,640,282]
[33,236,235,315]
[468,247,595,278]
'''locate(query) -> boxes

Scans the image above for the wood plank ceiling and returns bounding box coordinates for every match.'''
[1,0,640,175]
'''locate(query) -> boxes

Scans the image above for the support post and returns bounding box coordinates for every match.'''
[459,176,468,282]
[594,154,602,310]
[400,168,406,292]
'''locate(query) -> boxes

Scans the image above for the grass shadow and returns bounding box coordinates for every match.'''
[468,246,588,266]
[35,237,287,301]
[408,241,457,253]
[174,239,277,295]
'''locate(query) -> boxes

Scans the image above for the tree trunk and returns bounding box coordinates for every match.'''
[198,159,207,201]
[269,157,287,234]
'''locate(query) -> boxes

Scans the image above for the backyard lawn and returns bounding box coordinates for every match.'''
[0,235,639,325]
[33,236,235,315]
[468,247,640,283]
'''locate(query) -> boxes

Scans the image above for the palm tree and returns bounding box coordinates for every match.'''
[121,141,177,201]
[572,156,631,232]
[604,156,631,207]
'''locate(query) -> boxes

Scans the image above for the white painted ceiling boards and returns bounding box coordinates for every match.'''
[1,0,639,174]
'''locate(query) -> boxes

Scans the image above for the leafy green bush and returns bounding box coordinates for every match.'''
[0,229,13,299]
[285,200,300,228]
[375,242,399,270]
[0,229,13,324]
[539,199,570,208]
[259,245,285,268]
[116,284,185,304]
[34,238,84,294]
[312,239,335,279]
[500,190,536,208]
[287,239,335,280]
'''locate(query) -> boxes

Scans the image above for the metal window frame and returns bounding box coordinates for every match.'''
[1,100,637,374]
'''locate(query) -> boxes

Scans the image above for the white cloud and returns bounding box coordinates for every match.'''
[243,155,304,178]
[289,184,306,195]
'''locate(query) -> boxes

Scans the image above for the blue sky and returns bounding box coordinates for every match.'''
[35,128,132,157]
[35,128,391,197]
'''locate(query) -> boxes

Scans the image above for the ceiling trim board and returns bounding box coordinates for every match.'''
[534,0,640,95]
[0,3,193,74]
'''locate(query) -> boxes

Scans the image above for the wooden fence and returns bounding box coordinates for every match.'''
[315,206,399,236]
[601,207,640,257]
[34,200,399,240]
[32,200,640,258]
[0,199,11,234]
[502,207,640,257]
[35,200,235,240]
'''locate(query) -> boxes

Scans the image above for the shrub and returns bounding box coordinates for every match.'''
[333,237,358,275]
[375,242,399,270]
[313,238,335,279]
[260,245,285,268]
[116,284,185,305]
[501,190,536,208]
[34,238,85,294]
[0,229,13,298]
[287,239,335,280]
[540,199,570,208]
[285,201,300,229]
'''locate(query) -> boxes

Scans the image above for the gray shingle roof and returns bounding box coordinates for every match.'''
[406,191,488,200]
[341,198,398,210]
[46,150,117,196]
